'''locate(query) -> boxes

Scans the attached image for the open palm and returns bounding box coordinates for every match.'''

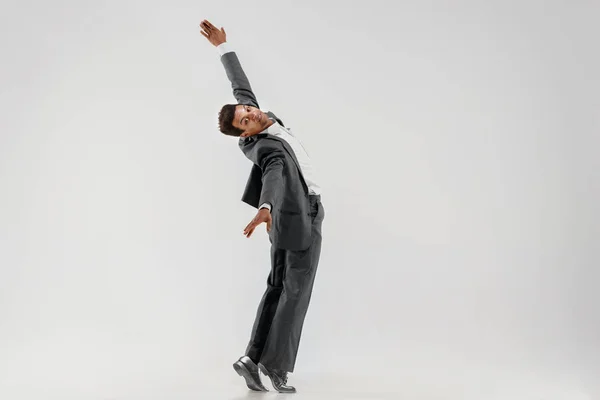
[200,19,226,47]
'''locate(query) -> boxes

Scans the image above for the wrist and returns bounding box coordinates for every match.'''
[216,41,233,56]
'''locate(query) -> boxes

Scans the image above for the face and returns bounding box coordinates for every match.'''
[233,105,270,137]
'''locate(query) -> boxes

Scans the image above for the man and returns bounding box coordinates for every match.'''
[199,20,325,394]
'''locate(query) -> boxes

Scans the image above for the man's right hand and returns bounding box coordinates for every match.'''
[200,19,226,47]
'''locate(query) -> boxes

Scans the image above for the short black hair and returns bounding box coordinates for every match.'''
[218,104,245,137]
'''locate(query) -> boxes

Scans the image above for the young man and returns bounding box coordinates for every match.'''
[199,20,325,394]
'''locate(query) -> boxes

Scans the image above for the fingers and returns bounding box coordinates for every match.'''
[199,21,211,34]
[244,215,267,237]
[243,211,271,238]
[199,22,209,36]
[200,20,225,44]
[201,20,217,31]
[243,219,257,237]
[244,223,256,238]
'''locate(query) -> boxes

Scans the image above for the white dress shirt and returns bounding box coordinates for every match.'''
[217,42,322,213]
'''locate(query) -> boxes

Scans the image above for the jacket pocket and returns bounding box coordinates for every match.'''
[279,209,301,216]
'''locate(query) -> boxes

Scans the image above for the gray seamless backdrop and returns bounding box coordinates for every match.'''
[0,1,598,399]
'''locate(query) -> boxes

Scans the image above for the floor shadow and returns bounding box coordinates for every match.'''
[227,390,270,400]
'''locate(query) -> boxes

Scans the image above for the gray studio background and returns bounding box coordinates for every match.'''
[0,1,598,399]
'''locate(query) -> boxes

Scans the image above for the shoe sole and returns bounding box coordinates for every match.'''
[233,361,268,392]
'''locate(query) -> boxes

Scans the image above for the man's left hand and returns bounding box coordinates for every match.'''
[243,208,272,238]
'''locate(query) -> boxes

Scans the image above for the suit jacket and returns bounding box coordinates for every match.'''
[220,50,313,251]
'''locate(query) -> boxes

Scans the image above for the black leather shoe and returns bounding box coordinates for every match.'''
[258,363,296,393]
[233,356,268,392]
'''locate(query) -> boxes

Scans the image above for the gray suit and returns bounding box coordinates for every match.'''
[222,54,315,250]
[220,50,324,372]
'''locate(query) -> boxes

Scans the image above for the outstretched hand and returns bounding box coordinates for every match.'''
[200,19,226,47]
[243,209,272,238]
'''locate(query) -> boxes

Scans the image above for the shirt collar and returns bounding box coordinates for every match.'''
[264,121,280,134]
[260,111,281,134]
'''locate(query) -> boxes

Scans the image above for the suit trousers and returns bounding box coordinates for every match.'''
[245,194,324,373]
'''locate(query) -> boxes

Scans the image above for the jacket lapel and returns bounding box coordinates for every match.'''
[238,119,309,195]
[239,113,304,180]
[266,111,285,127]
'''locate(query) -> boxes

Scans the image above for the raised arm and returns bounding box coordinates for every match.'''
[199,20,260,108]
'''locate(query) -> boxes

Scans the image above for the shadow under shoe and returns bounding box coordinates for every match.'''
[258,363,296,393]
[233,356,268,392]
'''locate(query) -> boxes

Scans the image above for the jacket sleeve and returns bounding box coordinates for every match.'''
[220,50,260,109]
[256,147,285,212]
